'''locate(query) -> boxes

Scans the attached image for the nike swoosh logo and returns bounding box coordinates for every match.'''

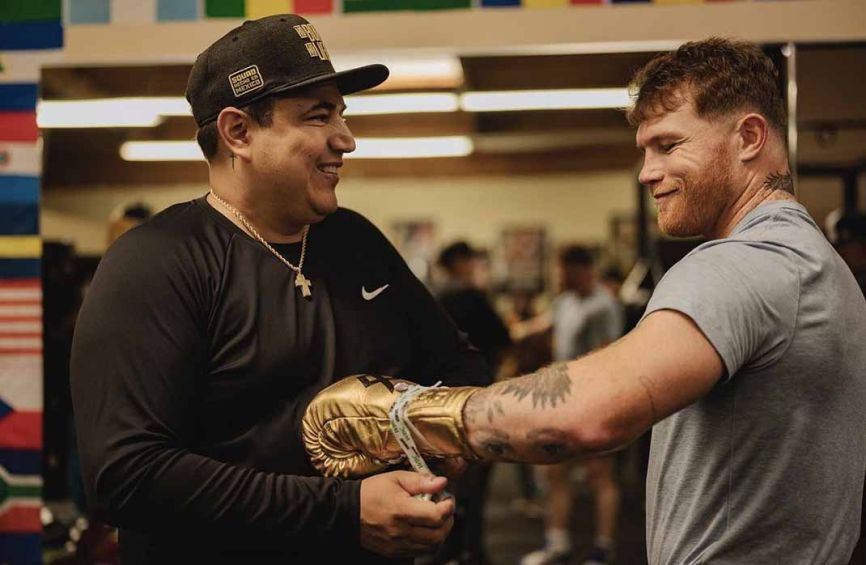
[362,284,390,301]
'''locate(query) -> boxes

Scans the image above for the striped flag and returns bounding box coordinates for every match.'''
[0,277,43,559]
[0,7,50,562]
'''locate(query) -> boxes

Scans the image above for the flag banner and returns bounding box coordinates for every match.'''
[0,85,38,112]
[205,0,246,17]
[0,238,41,259]
[0,1,62,22]
[0,533,41,563]
[0,144,40,177]
[157,0,199,21]
[0,260,39,279]
[0,21,63,50]
[66,0,110,24]
[110,0,157,23]
[247,0,291,19]
[0,176,39,205]
[292,0,334,13]
[0,206,38,237]
[0,113,38,143]
[524,0,569,7]
[0,52,62,84]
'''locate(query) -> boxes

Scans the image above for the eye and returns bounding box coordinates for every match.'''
[661,141,680,153]
[307,113,329,123]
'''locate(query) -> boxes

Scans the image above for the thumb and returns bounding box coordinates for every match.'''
[396,471,448,496]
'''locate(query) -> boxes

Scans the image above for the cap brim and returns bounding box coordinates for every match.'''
[269,63,389,98]
[334,64,390,95]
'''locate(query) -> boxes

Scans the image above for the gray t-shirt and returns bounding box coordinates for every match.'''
[643,201,866,565]
[552,285,623,361]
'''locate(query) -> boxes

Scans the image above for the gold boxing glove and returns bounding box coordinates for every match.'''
[302,374,480,478]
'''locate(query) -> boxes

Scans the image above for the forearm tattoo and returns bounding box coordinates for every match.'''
[497,362,572,409]
[465,362,579,462]
[763,172,794,194]
[526,428,574,459]
[479,429,514,459]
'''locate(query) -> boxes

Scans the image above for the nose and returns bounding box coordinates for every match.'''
[330,118,356,154]
[638,153,663,188]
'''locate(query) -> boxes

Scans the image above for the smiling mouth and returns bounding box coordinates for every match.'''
[317,163,342,175]
[653,189,678,200]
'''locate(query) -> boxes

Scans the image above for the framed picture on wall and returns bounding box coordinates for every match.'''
[391,220,438,284]
[494,226,547,293]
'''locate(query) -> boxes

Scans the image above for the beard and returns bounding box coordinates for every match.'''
[657,144,734,238]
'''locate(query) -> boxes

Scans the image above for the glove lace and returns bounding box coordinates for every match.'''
[389,381,442,475]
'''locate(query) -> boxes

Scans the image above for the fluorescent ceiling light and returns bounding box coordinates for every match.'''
[460,88,630,112]
[333,54,463,89]
[42,87,629,128]
[37,97,192,128]
[353,136,473,159]
[120,141,204,161]
[120,136,474,162]
[346,93,459,116]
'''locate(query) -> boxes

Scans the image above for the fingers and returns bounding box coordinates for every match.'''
[403,494,455,528]
[359,470,456,559]
[395,470,448,496]
[386,513,455,557]
[407,514,455,546]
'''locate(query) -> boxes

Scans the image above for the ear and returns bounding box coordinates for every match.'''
[735,112,769,163]
[216,107,252,162]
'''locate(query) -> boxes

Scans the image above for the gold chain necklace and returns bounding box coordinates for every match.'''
[209,190,313,299]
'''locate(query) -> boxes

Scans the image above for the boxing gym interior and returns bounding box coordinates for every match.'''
[1,1,865,563]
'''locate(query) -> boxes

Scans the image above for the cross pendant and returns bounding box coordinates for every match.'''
[295,272,313,299]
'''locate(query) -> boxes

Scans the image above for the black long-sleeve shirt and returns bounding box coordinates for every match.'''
[70,197,488,564]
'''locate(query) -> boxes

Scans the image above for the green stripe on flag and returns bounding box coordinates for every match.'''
[0,0,62,22]
[0,482,42,505]
[205,0,245,17]
[344,0,470,12]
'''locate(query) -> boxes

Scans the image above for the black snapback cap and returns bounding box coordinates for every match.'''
[186,14,389,127]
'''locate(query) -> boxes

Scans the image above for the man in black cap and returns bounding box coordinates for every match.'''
[70,14,489,564]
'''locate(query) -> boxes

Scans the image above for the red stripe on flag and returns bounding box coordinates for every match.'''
[0,112,39,143]
[294,0,334,13]
[0,506,42,534]
[0,317,40,323]
[0,279,40,289]
[0,411,42,450]
[0,333,42,339]
[0,349,42,355]
[0,301,40,307]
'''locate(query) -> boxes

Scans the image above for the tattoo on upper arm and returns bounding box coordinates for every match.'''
[638,375,658,424]
[497,362,571,409]
[762,172,794,194]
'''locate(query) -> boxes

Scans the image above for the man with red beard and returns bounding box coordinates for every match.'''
[303,38,866,564]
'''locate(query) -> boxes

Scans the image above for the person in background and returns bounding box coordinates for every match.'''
[433,240,512,564]
[106,202,152,246]
[521,246,624,565]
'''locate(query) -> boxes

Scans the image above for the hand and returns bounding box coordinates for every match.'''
[359,471,455,558]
